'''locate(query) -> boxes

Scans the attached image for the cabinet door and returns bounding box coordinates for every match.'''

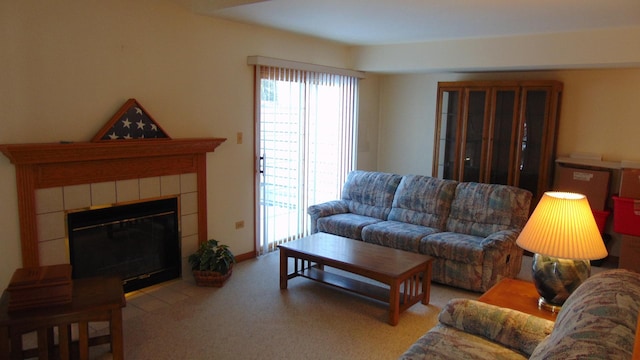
[515,88,554,201]
[434,88,462,179]
[460,89,489,182]
[486,88,519,185]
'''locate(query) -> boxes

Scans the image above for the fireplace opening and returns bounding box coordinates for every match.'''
[67,197,181,293]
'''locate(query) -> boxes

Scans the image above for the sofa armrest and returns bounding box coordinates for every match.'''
[439,299,554,356]
[307,200,350,233]
[480,229,519,250]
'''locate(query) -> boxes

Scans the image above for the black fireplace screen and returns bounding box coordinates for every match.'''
[67,197,180,293]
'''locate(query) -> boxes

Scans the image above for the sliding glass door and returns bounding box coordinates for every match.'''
[254,66,358,255]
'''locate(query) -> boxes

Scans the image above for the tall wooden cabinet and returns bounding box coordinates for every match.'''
[432,80,563,204]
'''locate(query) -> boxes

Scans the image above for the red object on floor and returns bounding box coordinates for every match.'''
[592,209,610,234]
[613,196,640,237]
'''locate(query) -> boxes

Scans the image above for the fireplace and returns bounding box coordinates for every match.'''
[0,138,226,277]
[67,197,181,293]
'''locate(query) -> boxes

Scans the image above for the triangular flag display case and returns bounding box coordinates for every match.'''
[92,98,171,141]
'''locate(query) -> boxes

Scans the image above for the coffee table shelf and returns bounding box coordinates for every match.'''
[301,267,391,303]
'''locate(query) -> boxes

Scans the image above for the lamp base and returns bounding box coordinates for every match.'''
[537,297,562,313]
[531,254,590,310]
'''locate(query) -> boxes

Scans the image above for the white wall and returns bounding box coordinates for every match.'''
[355,74,380,171]
[0,0,355,291]
[377,74,439,175]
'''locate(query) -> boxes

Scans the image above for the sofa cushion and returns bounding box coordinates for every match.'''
[446,183,531,237]
[438,299,554,357]
[341,170,403,220]
[387,175,458,229]
[420,232,484,264]
[530,269,640,359]
[316,213,381,240]
[399,323,528,360]
[361,221,439,252]
[307,200,350,233]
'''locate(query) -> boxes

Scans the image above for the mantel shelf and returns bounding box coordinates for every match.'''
[0,138,226,165]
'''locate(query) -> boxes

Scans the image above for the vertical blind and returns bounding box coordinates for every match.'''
[255,63,359,255]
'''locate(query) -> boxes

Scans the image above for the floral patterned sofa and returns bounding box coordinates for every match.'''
[399,269,640,359]
[307,170,532,292]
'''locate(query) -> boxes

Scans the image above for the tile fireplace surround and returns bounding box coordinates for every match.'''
[37,174,197,271]
[0,138,226,275]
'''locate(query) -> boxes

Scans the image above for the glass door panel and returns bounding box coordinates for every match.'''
[488,89,517,185]
[461,90,487,182]
[437,90,460,179]
[518,89,549,199]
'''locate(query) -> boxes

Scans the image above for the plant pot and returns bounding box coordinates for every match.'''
[192,266,233,287]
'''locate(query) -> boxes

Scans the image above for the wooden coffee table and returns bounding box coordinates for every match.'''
[278,232,433,325]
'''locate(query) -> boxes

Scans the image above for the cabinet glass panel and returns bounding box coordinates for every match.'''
[462,91,486,182]
[519,90,548,198]
[489,90,516,185]
[437,90,460,179]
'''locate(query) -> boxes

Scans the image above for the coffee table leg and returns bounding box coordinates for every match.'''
[279,249,288,289]
[389,282,400,326]
[422,261,432,305]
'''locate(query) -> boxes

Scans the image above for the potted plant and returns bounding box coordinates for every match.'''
[188,239,236,287]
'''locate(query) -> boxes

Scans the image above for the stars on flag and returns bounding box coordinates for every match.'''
[100,105,168,140]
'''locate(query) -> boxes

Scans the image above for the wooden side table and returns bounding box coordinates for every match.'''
[478,278,557,322]
[0,276,125,360]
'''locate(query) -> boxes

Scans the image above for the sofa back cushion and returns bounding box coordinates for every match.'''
[446,182,532,237]
[388,175,458,229]
[341,171,403,220]
[530,269,640,359]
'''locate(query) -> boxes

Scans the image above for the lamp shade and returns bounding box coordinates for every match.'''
[516,191,608,260]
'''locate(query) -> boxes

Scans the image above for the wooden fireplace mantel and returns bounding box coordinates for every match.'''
[1,138,226,267]
[1,139,226,165]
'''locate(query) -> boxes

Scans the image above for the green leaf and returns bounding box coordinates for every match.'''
[188,239,235,273]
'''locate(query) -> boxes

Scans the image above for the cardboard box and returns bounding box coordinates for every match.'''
[554,165,611,210]
[619,168,640,199]
[6,264,72,311]
[619,235,640,273]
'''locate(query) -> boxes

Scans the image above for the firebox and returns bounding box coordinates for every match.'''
[67,197,181,293]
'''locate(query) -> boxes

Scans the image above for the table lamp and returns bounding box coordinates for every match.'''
[516,191,608,313]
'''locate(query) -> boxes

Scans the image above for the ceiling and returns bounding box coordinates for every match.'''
[192,0,640,46]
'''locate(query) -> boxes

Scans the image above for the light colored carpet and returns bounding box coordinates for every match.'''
[94,253,606,359]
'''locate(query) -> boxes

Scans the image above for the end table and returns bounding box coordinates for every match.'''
[479,278,557,322]
[0,276,125,360]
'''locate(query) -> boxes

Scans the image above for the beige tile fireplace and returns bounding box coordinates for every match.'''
[35,173,199,276]
[0,138,225,274]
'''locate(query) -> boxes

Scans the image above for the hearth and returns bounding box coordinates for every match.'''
[67,197,180,293]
